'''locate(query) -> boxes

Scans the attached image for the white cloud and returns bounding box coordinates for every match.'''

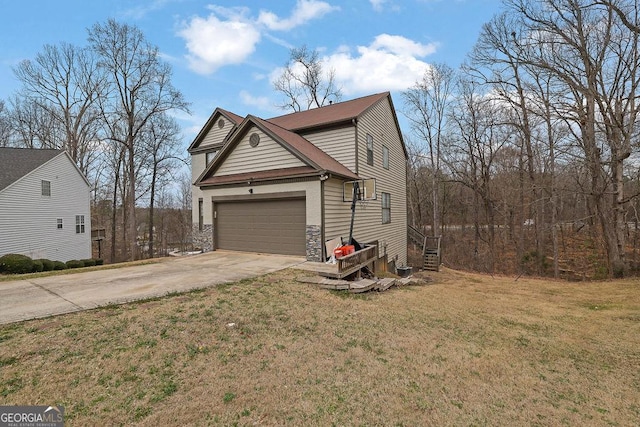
[325,34,437,94]
[178,7,260,74]
[178,2,339,75]
[121,0,173,20]
[369,0,387,12]
[257,0,340,31]
[239,90,275,112]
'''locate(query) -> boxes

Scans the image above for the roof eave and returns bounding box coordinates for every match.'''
[198,171,323,188]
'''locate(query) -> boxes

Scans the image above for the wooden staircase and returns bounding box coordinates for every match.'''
[408,225,441,272]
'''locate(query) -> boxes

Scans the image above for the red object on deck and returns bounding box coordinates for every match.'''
[334,247,344,259]
[342,245,355,255]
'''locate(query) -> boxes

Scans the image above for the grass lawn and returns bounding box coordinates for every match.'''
[1,267,639,425]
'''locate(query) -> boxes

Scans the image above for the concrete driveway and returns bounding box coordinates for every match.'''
[0,250,305,325]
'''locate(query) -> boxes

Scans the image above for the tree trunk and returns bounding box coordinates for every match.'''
[110,171,119,264]
[148,165,157,258]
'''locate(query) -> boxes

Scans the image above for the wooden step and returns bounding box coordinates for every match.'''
[375,278,396,291]
[423,252,439,271]
[349,279,377,293]
[298,276,352,290]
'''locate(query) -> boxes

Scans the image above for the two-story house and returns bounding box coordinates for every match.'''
[0,147,92,262]
[189,92,407,270]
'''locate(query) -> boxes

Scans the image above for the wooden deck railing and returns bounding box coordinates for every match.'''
[408,225,425,249]
[337,245,377,277]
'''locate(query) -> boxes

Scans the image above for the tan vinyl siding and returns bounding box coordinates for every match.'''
[191,153,209,225]
[200,114,234,147]
[355,97,407,266]
[325,96,408,266]
[0,154,91,262]
[301,126,356,172]
[324,178,400,260]
[216,127,306,176]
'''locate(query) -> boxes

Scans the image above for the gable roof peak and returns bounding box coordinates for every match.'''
[188,107,245,153]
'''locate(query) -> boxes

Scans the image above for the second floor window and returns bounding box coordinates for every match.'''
[41,180,51,197]
[382,145,389,169]
[366,134,374,166]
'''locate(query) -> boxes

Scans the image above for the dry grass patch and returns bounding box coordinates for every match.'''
[1,268,639,425]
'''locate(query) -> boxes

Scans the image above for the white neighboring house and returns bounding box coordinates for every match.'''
[0,147,92,262]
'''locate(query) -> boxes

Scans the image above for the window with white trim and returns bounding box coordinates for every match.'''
[41,180,51,196]
[57,218,63,229]
[75,215,85,234]
[198,199,203,231]
[382,192,391,224]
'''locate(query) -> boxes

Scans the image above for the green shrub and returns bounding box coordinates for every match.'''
[66,260,84,269]
[81,259,96,267]
[95,258,104,266]
[53,261,67,270]
[36,259,54,272]
[0,254,34,274]
[31,259,44,273]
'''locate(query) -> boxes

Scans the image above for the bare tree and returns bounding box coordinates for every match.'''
[12,43,105,176]
[0,100,12,145]
[447,77,513,272]
[9,97,61,149]
[273,45,342,112]
[89,19,189,261]
[140,113,184,258]
[469,12,546,271]
[505,0,640,276]
[403,63,455,236]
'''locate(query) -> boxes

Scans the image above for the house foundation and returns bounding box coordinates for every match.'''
[306,225,322,262]
[192,224,213,252]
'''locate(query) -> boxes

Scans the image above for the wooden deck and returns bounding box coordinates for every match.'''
[294,245,377,279]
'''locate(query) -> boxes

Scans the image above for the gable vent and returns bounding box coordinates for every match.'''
[249,133,260,147]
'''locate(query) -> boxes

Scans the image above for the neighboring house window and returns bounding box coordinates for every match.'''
[41,180,51,196]
[382,145,389,169]
[206,150,218,165]
[198,199,203,231]
[57,218,63,229]
[75,215,85,234]
[366,134,374,166]
[382,192,391,224]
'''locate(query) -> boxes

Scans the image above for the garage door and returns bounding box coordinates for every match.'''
[216,198,306,256]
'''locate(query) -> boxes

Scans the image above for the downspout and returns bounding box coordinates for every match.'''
[320,174,326,260]
[353,118,359,175]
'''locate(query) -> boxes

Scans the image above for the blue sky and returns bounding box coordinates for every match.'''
[1,0,505,145]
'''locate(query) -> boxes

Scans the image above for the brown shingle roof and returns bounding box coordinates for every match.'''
[0,147,62,192]
[194,92,399,186]
[252,116,359,180]
[267,92,389,131]
[218,108,244,125]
